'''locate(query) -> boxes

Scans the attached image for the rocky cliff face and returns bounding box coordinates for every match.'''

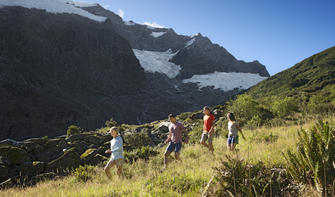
[82,4,270,79]
[0,7,146,140]
[0,1,270,140]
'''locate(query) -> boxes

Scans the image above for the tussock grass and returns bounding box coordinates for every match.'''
[1,119,330,197]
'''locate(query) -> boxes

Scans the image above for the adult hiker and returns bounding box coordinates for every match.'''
[226,112,246,151]
[200,106,215,153]
[164,114,187,169]
[104,127,124,179]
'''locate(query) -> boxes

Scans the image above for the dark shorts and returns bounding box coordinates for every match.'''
[166,142,182,153]
[227,135,239,144]
[200,132,213,144]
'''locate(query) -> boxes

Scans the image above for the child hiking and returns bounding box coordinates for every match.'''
[164,114,187,169]
[200,106,215,153]
[227,112,245,151]
[104,127,124,179]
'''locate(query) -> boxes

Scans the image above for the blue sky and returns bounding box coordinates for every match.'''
[81,0,334,75]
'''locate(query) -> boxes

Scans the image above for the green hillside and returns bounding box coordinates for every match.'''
[249,46,335,99]
[226,46,335,127]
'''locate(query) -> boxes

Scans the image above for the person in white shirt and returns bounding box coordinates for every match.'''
[104,127,124,179]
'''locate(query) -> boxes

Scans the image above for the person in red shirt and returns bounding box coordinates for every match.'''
[200,106,215,153]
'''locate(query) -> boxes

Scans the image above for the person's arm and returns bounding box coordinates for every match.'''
[165,130,172,144]
[208,116,216,135]
[236,124,246,140]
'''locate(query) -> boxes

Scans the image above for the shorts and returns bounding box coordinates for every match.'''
[166,142,182,153]
[227,135,239,144]
[106,158,124,168]
[200,132,213,144]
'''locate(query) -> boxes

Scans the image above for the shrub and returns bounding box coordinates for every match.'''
[283,121,335,196]
[66,125,80,136]
[124,146,159,163]
[105,118,118,128]
[210,155,297,196]
[123,130,152,150]
[271,97,298,118]
[74,165,96,182]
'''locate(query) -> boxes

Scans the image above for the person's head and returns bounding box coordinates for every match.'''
[227,112,236,122]
[203,106,211,115]
[109,127,119,138]
[168,114,177,123]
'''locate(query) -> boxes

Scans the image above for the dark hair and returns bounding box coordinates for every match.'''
[227,112,236,121]
[203,106,210,111]
[168,114,175,119]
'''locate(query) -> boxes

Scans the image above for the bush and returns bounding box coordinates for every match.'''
[124,146,159,163]
[123,130,152,150]
[209,155,297,196]
[74,165,96,182]
[105,118,118,128]
[66,125,80,136]
[283,121,335,196]
[271,97,298,118]
[228,94,274,127]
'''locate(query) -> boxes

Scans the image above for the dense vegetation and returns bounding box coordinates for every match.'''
[226,46,335,128]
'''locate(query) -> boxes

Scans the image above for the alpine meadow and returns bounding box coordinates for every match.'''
[0,1,334,197]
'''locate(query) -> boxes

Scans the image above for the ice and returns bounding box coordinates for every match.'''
[133,49,181,79]
[182,71,267,91]
[0,0,106,22]
[151,32,166,38]
[185,38,196,47]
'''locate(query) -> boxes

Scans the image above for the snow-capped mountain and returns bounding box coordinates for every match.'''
[0,0,269,140]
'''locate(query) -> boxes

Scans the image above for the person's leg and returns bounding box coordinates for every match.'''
[208,134,214,153]
[174,143,182,162]
[200,133,210,149]
[116,160,123,178]
[164,142,174,169]
[104,159,115,179]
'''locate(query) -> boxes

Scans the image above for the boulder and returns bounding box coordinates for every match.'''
[69,141,89,155]
[84,135,104,146]
[45,138,67,148]
[33,147,63,162]
[19,161,45,177]
[66,134,90,143]
[0,178,14,189]
[21,142,44,153]
[0,146,31,165]
[80,148,107,165]
[46,147,81,172]
[30,172,56,184]
[0,139,22,148]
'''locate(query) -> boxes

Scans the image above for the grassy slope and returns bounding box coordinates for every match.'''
[2,121,321,197]
[247,46,335,100]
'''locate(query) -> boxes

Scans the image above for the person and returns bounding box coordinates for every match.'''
[164,114,187,169]
[200,106,215,153]
[227,112,245,151]
[104,127,124,179]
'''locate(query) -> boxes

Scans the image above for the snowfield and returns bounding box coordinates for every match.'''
[71,2,98,7]
[133,49,181,79]
[182,72,267,91]
[124,20,136,26]
[0,0,106,22]
[185,38,196,48]
[151,32,166,38]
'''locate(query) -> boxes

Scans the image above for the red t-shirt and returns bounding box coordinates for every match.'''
[203,114,215,132]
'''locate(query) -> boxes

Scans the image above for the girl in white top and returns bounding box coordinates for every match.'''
[227,112,245,151]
